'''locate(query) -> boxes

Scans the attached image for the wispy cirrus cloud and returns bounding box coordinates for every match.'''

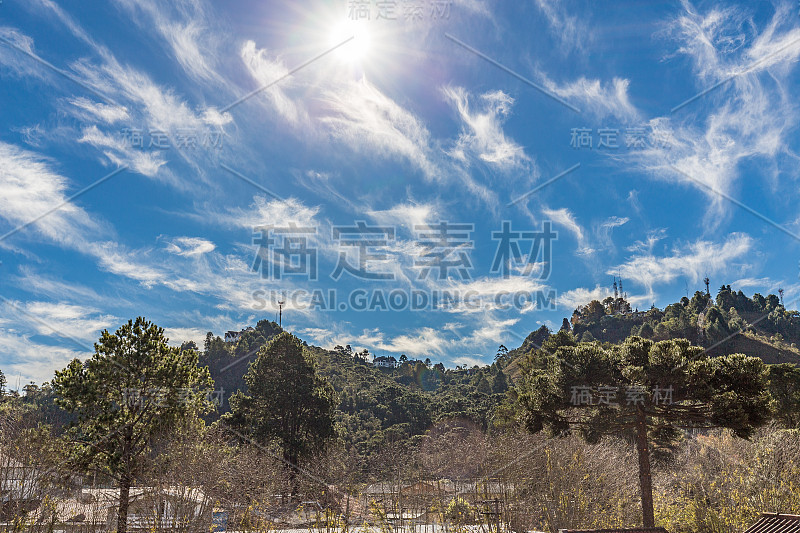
[0,330,86,387]
[8,2,233,185]
[112,0,225,84]
[628,1,800,224]
[442,86,535,172]
[20,301,116,342]
[68,96,129,124]
[540,76,640,122]
[0,142,103,246]
[558,286,612,310]
[320,77,439,180]
[611,232,754,295]
[301,312,518,361]
[534,0,593,55]
[239,40,309,127]
[165,236,216,257]
[366,202,441,235]
[542,207,594,256]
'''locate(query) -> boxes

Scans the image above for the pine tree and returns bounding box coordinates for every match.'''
[224,332,336,495]
[492,370,509,394]
[517,336,771,528]
[53,318,213,533]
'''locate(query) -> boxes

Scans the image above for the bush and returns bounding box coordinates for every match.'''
[445,497,474,524]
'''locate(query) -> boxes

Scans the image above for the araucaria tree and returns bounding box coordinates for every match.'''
[53,317,213,533]
[224,332,336,494]
[517,335,771,528]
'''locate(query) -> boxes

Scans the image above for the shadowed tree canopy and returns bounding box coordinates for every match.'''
[224,332,337,480]
[517,335,771,528]
[767,363,800,428]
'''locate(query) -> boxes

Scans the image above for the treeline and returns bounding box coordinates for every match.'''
[201,323,509,461]
[566,286,800,357]
[1,286,800,532]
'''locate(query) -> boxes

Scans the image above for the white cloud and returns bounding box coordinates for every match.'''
[3,19,231,183]
[0,142,102,246]
[320,77,439,180]
[626,228,667,254]
[367,202,440,234]
[558,286,612,310]
[68,97,129,124]
[0,330,86,387]
[611,233,753,294]
[165,236,216,256]
[534,0,592,55]
[540,76,640,122]
[77,125,167,178]
[212,195,323,232]
[594,215,629,251]
[299,312,517,364]
[729,277,776,293]
[442,87,534,171]
[11,267,104,303]
[0,27,51,80]
[0,298,113,385]
[240,40,307,126]
[542,207,595,256]
[87,241,167,288]
[629,1,800,223]
[163,326,208,349]
[371,314,518,359]
[21,301,116,343]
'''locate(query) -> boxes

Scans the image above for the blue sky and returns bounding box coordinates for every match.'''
[2,0,800,386]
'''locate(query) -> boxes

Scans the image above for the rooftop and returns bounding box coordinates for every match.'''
[744,513,800,533]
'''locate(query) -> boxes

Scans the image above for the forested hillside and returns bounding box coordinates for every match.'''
[2,285,800,532]
[503,286,800,382]
[200,321,509,460]
[191,285,800,468]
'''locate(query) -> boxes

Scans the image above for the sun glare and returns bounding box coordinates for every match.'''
[328,20,373,65]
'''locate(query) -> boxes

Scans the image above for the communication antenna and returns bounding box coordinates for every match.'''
[278,300,285,328]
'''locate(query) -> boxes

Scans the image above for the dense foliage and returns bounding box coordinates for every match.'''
[1,286,799,532]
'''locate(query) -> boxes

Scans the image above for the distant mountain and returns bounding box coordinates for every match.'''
[505,286,800,378]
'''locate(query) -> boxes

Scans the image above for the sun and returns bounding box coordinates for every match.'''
[328,19,373,65]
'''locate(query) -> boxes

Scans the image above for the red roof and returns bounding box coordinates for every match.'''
[744,513,800,533]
